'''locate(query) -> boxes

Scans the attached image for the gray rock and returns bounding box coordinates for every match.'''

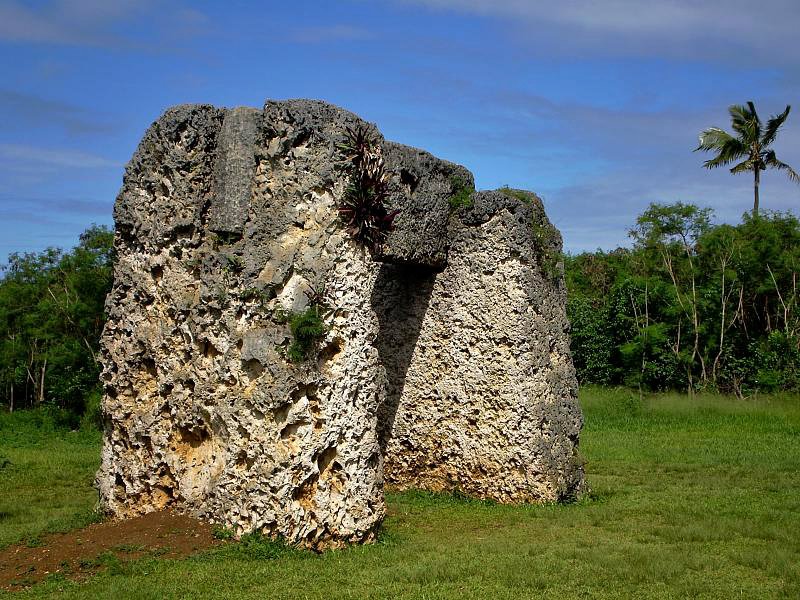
[378,142,473,268]
[209,107,261,235]
[375,189,583,502]
[96,98,584,551]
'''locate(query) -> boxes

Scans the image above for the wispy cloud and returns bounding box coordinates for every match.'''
[287,25,374,44]
[0,0,208,50]
[0,0,150,46]
[0,143,121,170]
[0,195,112,217]
[0,89,114,134]
[396,0,800,64]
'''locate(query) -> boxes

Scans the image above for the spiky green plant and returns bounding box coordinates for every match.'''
[696,101,799,217]
[338,124,399,253]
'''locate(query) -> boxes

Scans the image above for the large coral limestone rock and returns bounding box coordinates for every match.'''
[96,99,584,549]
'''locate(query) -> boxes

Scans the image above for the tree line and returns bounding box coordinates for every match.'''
[566,204,799,395]
[0,225,113,423]
[1,205,798,423]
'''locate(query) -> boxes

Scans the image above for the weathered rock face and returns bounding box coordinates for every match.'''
[374,191,583,501]
[97,99,583,550]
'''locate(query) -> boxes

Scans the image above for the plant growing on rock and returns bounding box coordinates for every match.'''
[338,125,399,253]
[498,186,532,204]
[286,306,327,362]
[531,221,564,283]
[223,254,245,274]
[238,287,273,305]
[448,175,474,210]
[280,283,330,363]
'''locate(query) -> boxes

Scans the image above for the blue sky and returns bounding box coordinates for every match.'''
[1,0,799,260]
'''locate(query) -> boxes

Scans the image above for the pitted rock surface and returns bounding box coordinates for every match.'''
[379,142,473,268]
[97,99,584,550]
[375,191,583,501]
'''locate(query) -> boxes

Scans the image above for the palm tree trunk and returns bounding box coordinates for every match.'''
[753,167,760,217]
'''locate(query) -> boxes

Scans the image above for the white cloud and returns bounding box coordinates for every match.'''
[0,0,147,45]
[0,89,114,134]
[287,25,374,44]
[0,0,204,48]
[396,0,800,64]
[0,143,121,169]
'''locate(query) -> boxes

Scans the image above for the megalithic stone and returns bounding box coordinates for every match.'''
[96,98,584,550]
[374,190,584,502]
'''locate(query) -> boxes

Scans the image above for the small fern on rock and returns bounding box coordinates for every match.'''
[287,307,327,363]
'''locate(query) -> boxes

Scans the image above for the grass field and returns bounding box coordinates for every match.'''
[0,411,100,550]
[2,387,799,598]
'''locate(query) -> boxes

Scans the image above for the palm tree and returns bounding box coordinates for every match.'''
[695,101,799,217]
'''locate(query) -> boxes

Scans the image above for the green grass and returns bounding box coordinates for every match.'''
[496,185,533,204]
[0,410,101,550]
[3,387,800,599]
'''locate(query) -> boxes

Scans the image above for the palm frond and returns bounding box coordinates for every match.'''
[761,105,791,147]
[763,149,800,183]
[728,103,760,141]
[699,135,747,169]
[747,101,760,125]
[695,127,734,151]
[729,159,755,174]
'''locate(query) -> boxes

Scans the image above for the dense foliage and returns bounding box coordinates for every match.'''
[566,203,800,394]
[0,225,113,422]
[1,202,797,422]
[286,306,327,363]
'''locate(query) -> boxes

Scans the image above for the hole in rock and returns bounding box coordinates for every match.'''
[151,485,174,508]
[234,451,255,471]
[151,265,164,283]
[199,340,220,359]
[176,426,210,452]
[142,358,157,377]
[280,420,310,440]
[292,129,312,148]
[272,403,291,425]
[289,383,319,405]
[114,473,126,497]
[399,168,419,194]
[317,338,344,368]
[292,472,319,507]
[316,446,337,474]
[242,359,264,380]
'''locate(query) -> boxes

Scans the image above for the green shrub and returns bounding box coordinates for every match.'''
[286,307,327,363]
[448,176,475,210]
